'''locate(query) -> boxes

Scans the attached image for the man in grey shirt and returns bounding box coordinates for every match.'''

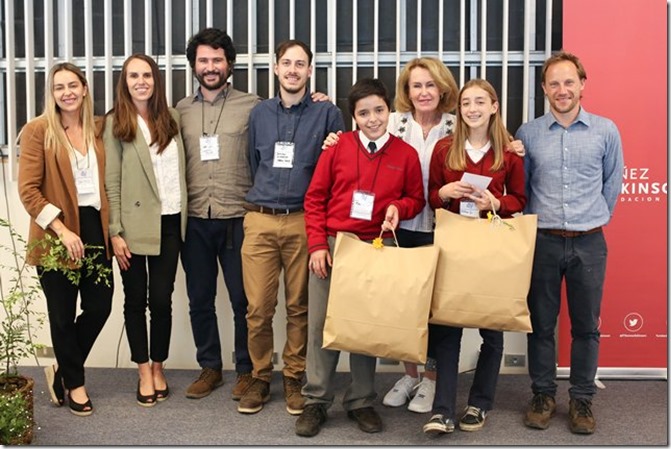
[516,51,623,435]
[176,28,260,401]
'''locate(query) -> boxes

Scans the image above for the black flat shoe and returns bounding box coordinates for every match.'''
[68,391,93,417]
[155,385,169,402]
[44,365,65,407]
[136,380,157,407]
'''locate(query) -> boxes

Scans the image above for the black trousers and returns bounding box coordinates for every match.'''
[121,213,181,364]
[38,207,113,390]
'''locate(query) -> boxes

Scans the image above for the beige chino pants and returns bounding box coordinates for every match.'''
[241,211,309,382]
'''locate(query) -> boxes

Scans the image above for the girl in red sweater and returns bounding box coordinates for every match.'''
[423,79,526,436]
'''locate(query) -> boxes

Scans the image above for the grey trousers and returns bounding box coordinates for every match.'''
[301,235,393,411]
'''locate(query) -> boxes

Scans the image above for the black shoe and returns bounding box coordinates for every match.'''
[136,380,157,407]
[68,391,93,417]
[44,365,65,407]
[347,406,383,433]
[155,385,170,402]
[295,404,327,437]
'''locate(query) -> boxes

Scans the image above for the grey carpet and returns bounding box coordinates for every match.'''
[22,366,667,446]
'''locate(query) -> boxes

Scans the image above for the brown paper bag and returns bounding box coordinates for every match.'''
[323,231,439,363]
[430,208,537,332]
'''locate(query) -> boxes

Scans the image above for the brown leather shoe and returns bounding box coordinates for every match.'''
[232,373,254,401]
[185,368,223,399]
[347,406,383,433]
[283,376,305,415]
[569,398,596,434]
[237,378,270,414]
[524,393,556,429]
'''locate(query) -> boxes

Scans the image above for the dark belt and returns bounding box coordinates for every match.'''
[244,204,304,216]
[540,226,602,238]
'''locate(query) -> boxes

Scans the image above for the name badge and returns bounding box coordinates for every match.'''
[350,190,375,221]
[273,141,295,168]
[459,199,480,218]
[74,168,95,194]
[200,135,220,161]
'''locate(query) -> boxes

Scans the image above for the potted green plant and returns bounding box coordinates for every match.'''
[0,217,111,445]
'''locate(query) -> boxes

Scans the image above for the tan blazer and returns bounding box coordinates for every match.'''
[17,116,111,266]
[103,108,187,256]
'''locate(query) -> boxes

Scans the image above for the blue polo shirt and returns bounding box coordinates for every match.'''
[246,91,345,210]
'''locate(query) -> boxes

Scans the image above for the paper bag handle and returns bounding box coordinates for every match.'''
[378,227,400,247]
[482,189,514,230]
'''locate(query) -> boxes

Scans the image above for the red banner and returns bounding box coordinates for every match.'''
[559,0,667,369]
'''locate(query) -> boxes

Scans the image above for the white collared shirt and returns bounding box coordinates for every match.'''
[465,139,492,163]
[358,131,390,154]
[137,116,181,215]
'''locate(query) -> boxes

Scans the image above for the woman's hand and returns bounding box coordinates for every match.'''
[311,91,331,103]
[309,249,332,280]
[322,130,342,150]
[507,137,526,157]
[381,205,399,231]
[111,235,132,270]
[59,227,85,262]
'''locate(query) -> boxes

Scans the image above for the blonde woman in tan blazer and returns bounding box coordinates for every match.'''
[103,54,187,407]
[18,62,114,417]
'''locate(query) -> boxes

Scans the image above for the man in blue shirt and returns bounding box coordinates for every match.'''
[238,39,345,416]
[516,51,623,435]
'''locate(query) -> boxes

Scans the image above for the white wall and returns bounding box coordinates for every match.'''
[0,163,528,375]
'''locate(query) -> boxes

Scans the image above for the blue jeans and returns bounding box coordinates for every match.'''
[526,231,607,400]
[181,216,252,373]
[430,324,503,419]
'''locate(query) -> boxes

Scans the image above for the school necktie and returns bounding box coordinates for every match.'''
[368,141,377,154]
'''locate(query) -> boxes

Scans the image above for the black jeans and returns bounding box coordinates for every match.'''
[121,214,181,364]
[430,324,503,419]
[180,216,252,373]
[38,207,113,390]
[527,231,607,399]
[396,227,437,365]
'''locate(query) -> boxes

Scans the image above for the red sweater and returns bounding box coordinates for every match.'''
[428,135,526,218]
[305,131,425,253]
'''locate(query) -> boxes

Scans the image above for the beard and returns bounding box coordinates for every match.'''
[196,69,230,91]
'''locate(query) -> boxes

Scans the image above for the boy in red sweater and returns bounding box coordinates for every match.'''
[295,78,425,437]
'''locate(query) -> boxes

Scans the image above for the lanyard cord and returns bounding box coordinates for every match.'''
[201,87,229,136]
[64,127,90,169]
[355,133,384,192]
[275,100,305,143]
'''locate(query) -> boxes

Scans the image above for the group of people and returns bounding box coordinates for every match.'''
[17,23,623,440]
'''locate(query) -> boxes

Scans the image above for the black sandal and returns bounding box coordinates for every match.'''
[68,391,93,417]
[155,385,169,402]
[44,365,65,407]
[136,380,157,407]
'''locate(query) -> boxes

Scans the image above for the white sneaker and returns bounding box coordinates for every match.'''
[407,377,435,413]
[382,375,420,407]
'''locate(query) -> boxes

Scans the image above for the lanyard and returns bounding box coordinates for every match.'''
[275,101,305,143]
[201,88,229,136]
[355,133,384,192]
[64,128,90,169]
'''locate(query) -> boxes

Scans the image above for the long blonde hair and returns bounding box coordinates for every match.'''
[41,62,96,153]
[446,79,509,172]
